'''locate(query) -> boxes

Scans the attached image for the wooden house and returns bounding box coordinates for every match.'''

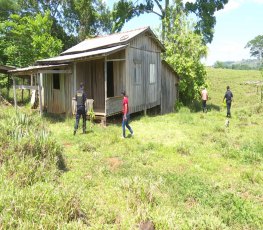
[9,27,179,119]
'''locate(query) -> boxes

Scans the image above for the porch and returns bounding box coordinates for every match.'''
[72,96,123,117]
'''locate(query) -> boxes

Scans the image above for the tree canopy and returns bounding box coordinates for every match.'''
[245,35,263,65]
[164,3,207,104]
[0,0,227,105]
[0,11,63,67]
[111,0,229,43]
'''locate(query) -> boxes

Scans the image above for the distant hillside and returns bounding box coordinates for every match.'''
[213,59,262,70]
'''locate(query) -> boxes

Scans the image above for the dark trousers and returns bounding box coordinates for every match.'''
[202,100,207,112]
[122,114,133,137]
[74,106,86,132]
[226,102,231,117]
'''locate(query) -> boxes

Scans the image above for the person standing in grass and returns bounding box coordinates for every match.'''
[223,85,233,118]
[74,82,87,135]
[201,87,208,112]
[121,90,133,138]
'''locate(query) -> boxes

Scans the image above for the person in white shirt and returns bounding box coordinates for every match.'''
[201,87,208,113]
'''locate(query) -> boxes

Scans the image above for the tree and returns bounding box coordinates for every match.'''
[214,61,226,68]
[245,35,263,65]
[164,5,207,104]
[185,0,228,44]
[110,0,229,43]
[0,0,18,21]
[0,11,63,67]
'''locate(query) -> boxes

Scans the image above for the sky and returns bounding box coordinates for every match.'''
[107,0,263,66]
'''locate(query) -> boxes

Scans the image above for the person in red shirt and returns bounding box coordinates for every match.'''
[121,90,133,138]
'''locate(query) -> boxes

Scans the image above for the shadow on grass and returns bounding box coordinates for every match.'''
[43,112,67,123]
[188,100,221,112]
[208,103,221,112]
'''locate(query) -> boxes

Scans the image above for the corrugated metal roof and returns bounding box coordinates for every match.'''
[37,45,127,64]
[0,65,16,74]
[9,64,69,74]
[61,27,164,55]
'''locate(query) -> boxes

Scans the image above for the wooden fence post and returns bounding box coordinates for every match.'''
[12,76,17,111]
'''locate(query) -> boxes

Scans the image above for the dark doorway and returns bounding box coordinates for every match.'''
[107,61,114,97]
[53,73,60,89]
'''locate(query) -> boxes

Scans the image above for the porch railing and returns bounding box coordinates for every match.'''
[106,96,122,116]
[72,98,94,115]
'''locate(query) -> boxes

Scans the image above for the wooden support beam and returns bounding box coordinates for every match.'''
[104,56,107,115]
[38,73,43,116]
[12,76,17,111]
[73,63,76,96]
[15,85,38,90]
[37,69,72,74]
[106,59,126,62]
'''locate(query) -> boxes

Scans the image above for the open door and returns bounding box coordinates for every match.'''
[107,61,114,98]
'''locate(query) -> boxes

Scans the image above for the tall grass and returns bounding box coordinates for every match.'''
[0,68,263,229]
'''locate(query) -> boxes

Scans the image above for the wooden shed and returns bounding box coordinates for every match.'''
[9,27,179,118]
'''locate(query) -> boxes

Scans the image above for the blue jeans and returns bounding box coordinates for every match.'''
[122,114,133,137]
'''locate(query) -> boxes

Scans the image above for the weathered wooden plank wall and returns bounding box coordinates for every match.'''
[127,32,162,113]
[161,62,179,114]
[42,72,72,114]
[108,50,126,96]
[76,60,105,111]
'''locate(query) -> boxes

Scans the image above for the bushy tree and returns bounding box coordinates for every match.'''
[245,35,263,65]
[109,0,229,44]
[0,0,18,20]
[164,5,207,105]
[0,11,62,67]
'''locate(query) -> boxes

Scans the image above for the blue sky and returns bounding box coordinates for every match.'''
[107,0,263,65]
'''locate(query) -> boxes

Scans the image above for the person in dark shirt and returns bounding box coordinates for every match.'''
[74,82,87,135]
[223,86,233,118]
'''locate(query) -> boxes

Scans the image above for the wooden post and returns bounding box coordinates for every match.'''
[21,78,24,103]
[104,56,107,115]
[104,57,108,126]
[7,75,10,98]
[12,76,17,111]
[73,62,77,95]
[30,74,33,99]
[38,73,43,116]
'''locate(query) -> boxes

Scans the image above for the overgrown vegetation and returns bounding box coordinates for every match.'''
[0,68,262,229]
[165,5,207,105]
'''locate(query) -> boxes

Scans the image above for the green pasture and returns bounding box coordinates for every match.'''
[0,68,262,229]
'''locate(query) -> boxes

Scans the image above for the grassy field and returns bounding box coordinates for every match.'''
[0,68,262,229]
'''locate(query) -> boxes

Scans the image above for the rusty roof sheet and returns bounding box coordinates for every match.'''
[61,27,164,55]
[37,45,127,64]
[0,65,16,74]
[9,64,69,75]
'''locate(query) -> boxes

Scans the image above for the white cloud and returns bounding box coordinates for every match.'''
[216,0,263,16]
[215,0,243,15]
[204,41,251,65]
[251,0,263,3]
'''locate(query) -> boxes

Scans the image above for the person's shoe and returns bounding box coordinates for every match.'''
[121,136,125,139]
[73,130,76,135]
[131,132,134,137]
